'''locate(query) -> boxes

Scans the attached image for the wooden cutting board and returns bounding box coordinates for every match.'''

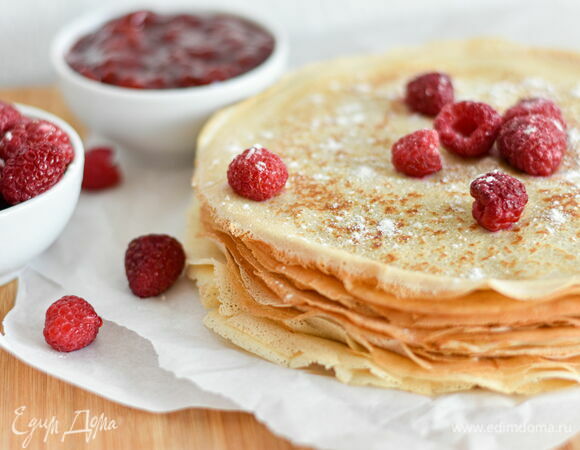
[0,86,576,450]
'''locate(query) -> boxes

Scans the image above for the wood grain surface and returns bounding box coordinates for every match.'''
[0,86,576,450]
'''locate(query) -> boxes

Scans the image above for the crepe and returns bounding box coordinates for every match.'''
[187,39,580,394]
[187,200,580,395]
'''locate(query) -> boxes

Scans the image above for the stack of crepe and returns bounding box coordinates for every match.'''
[187,39,580,395]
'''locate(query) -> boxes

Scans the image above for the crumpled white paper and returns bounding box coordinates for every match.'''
[2,1,580,448]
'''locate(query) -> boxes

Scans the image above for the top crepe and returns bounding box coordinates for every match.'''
[193,39,579,300]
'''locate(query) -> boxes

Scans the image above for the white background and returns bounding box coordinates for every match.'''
[0,0,579,86]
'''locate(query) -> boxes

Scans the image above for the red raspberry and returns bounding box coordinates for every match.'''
[0,119,74,163]
[0,119,30,160]
[0,101,22,135]
[125,234,186,298]
[227,146,288,201]
[405,72,454,116]
[470,171,528,232]
[503,97,566,130]
[82,147,122,191]
[0,188,8,211]
[434,101,502,157]
[391,129,442,177]
[1,143,68,205]
[497,114,566,176]
[43,296,103,352]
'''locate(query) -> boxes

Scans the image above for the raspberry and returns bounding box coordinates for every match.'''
[0,119,74,163]
[43,296,103,352]
[470,171,528,232]
[391,129,442,177]
[0,101,22,135]
[125,234,186,298]
[404,72,454,116]
[503,97,566,129]
[497,114,566,176]
[434,101,502,157]
[0,143,68,205]
[0,119,30,160]
[0,190,8,211]
[82,147,122,191]
[227,146,288,201]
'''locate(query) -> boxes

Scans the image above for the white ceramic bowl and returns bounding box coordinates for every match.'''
[0,104,84,285]
[50,6,288,163]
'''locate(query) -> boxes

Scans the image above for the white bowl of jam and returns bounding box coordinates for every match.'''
[51,8,288,162]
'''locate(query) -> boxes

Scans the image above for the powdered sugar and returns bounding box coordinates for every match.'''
[227,143,243,154]
[521,77,555,94]
[568,128,580,147]
[334,103,366,126]
[562,170,580,183]
[485,81,520,108]
[552,118,564,133]
[345,215,367,242]
[312,173,330,181]
[320,137,343,151]
[548,208,567,226]
[352,165,375,180]
[377,218,397,237]
[245,144,264,159]
[467,267,486,280]
[255,161,267,171]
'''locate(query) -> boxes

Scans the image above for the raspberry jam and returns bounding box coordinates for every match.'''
[66,10,275,89]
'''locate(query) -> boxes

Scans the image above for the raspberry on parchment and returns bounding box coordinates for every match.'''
[44,296,103,352]
[125,234,186,298]
[82,147,122,191]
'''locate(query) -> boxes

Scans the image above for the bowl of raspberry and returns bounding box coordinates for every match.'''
[50,7,288,162]
[0,101,84,285]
